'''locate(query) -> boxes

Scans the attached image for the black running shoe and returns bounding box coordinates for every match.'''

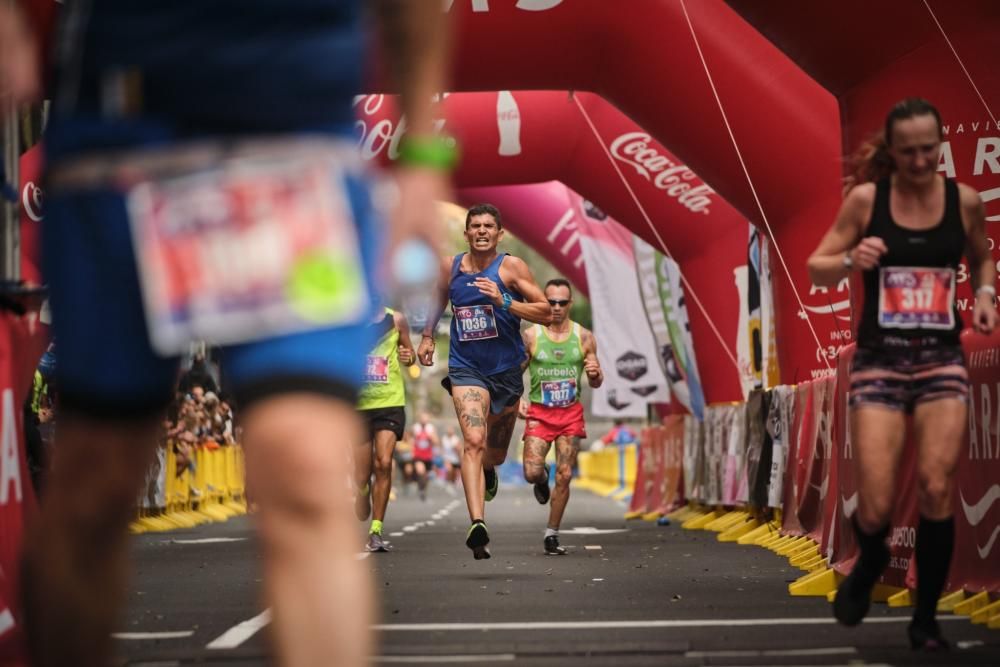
[908,620,950,651]
[533,474,550,505]
[544,535,566,555]
[484,467,499,502]
[466,520,491,560]
[832,571,874,627]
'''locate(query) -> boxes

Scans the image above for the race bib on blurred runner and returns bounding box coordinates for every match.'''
[364,355,389,384]
[127,147,369,354]
[541,379,577,407]
[877,267,955,330]
[454,304,499,341]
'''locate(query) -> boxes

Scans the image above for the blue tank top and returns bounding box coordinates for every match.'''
[448,253,526,374]
[55,0,363,132]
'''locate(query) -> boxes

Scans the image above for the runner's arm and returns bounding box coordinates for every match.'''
[961,184,998,334]
[520,326,536,370]
[394,311,416,366]
[581,328,603,388]
[497,257,553,325]
[807,183,881,286]
[417,255,453,366]
[372,0,453,257]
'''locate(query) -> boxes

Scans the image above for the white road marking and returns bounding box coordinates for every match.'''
[592,578,604,582]
[403,526,417,532]
[113,631,194,640]
[584,545,602,550]
[687,647,856,658]
[389,532,405,537]
[374,616,966,632]
[562,527,628,535]
[169,538,247,545]
[206,609,271,649]
[376,655,515,663]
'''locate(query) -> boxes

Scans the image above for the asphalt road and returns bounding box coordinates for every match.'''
[117,479,1000,666]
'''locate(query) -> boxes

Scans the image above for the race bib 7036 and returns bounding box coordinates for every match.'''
[454,304,499,341]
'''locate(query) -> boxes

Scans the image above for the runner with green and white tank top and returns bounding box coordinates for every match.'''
[521,279,603,555]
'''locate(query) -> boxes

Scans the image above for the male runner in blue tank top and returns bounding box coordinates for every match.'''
[3,2,452,665]
[418,204,552,559]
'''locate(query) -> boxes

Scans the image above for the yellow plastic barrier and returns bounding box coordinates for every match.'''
[131,443,248,533]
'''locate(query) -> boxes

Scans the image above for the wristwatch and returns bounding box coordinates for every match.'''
[842,251,854,270]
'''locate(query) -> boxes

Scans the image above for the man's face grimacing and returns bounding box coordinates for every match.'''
[465,214,503,252]
[545,284,572,324]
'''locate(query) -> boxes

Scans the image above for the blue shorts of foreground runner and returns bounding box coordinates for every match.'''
[442,366,524,415]
[43,118,382,417]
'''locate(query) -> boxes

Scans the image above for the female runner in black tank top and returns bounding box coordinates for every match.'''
[807,98,996,650]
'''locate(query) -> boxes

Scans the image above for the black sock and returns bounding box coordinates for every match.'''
[913,515,954,627]
[851,514,890,587]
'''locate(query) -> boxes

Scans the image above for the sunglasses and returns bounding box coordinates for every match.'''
[547,299,571,307]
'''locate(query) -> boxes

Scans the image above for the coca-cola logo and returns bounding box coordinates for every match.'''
[616,351,648,381]
[609,132,715,215]
[352,94,448,163]
[22,181,43,222]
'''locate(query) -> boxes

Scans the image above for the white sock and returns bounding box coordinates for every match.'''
[544,528,558,539]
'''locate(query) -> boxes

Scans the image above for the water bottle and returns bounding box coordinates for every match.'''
[391,239,439,331]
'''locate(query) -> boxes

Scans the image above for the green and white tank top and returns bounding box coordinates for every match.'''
[528,322,584,407]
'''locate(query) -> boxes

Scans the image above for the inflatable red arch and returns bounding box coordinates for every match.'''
[357,91,749,402]
[369,0,1000,384]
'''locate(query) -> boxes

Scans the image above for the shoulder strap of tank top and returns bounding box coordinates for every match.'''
[451,253,465,278]
[944,177,961,230]
[871,178,891,229]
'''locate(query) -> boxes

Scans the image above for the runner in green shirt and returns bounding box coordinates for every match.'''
[356,308,415,552]
[521,279,603,555]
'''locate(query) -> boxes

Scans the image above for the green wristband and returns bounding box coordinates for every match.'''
[398,135,459,171]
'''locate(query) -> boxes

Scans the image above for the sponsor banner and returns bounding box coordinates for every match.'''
[766,385,795,509]
[633,238,706,419]
[576,207,670,417]
[0,312,45,661]
[18,144,44,287]
[744,389,770,509]
[781,381,813,536]
[656,415,686,514]
[682,414,704,504]
[953,331,1000,592]
[719,404,748,506]
[627,428,653,515]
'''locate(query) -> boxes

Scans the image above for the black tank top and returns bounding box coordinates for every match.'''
[857,177,965,346]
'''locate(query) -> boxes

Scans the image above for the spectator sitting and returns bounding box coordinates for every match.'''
[601,419,638,446]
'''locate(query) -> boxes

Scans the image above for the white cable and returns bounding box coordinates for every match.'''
[678,0,832,370]
[922,0,997,126]
[569,93,747,381]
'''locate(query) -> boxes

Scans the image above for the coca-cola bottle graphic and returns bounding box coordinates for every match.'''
[496,91,522,156]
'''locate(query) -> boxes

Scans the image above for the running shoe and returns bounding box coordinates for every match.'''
[466,520,491,560]
[533,472,550,505]
[908,620,950,651]
[484,467,499,502]
[365,532,390,553]
[544,535,566,555]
